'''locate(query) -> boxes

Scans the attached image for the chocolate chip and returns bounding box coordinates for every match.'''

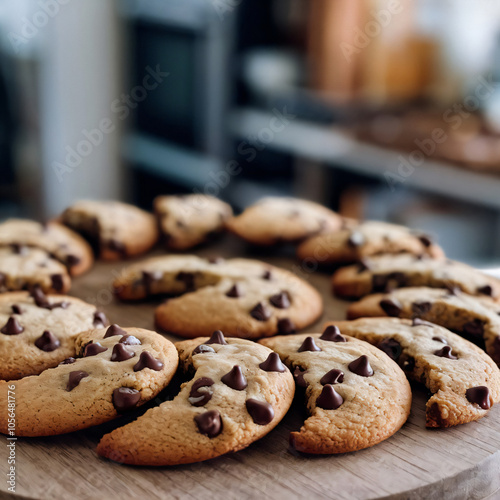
[50,274,64,292]
[434,345,457,359]
[104,324,127,338]
[120,335,141,346]
[432,336,448,344]
[31,287,50,308]
[418,234,432,247]
[357,259,371,273]
[250,302,272,322]
[11,243,27,255]
[412,301,432,316]
[0,272,6,291]
[379,298,402,317]
[259,352,285,372]
[194,409,222,437]
[93,311,107,327]
[66,371,89,391]
[111,343,135,362]
[478,285,493,297]
[320,325,346,342]
[399,354,415,372]
[463,319,485,339]
[412,317,434,327]
[59,357,76,365]
[188,377,215,406]
[107,239,126,255]
[206,330,227,345]
[316,385,344,410]
[466,386,491,410]
[373,272,407,292]
[444,284,460,296]
[320,369,344,385]
[83,342,108,357]
[262,270,273,280]
[66,255,80,268]
[10,304,22,315]
[221,365,248,390]
[113,387,141,412]
[293,366,308,387]
[269,292,291,309]
[132,351,163,372]
[226,284,242,298]
[347,231,365,248]
[176,271,195,291]
[277,318,296,334]
[298,336,321,352]
[1,317,24,335]
[348,355,373,377]
[193,344,216,355]
[378,338,401,361]
[245,399,274,425]
[142,270,162,293]
[208,257,225,264]
[34,330,60,352]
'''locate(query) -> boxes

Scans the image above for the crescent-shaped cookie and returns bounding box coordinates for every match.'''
[0,219,93,276]
[332,254,500,300]
[347,287,500,365]
[324,318,500,427]
[97,330,295,465]
[61,200,158,260]
[0,290,107,380]
[113,255,323,339]
[297,221,444,265]
[0,325,178,436]
[260,328,412,454]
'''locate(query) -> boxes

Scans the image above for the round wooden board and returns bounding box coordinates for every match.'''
[2,240,500,500]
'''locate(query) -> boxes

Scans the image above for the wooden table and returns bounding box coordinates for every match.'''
[3,238,500,500]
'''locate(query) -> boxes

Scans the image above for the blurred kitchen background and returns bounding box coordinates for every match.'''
[0,0,500,264]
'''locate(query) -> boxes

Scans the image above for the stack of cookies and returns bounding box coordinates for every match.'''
[1,195,500,469]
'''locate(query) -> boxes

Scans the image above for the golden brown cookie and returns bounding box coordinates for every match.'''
[226,197,343,245]
[0,290,107,380]
[0,246,71,294]
[0,325,178,436]
[154,194,232,250]
[113,255,323,339]
[347,287,500,365]
[297,221,444,265]
[61,200,158,260]
[324,318,500,427]
[260,327,412,454]
[332,254,500,300]
[97,331,295,465]
[0,219,93,276]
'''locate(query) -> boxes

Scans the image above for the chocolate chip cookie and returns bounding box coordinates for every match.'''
[226,197,343,245]
[154,194,232,250]
[61,200,158,260]
[324,318,500,427]
[260,327,411,454]
[113,255,323,339]
[0,246,71,294]
[0,325,178,436]
[297,221,444,265]
[347,286,500,365]
[0,218,93,276]
[332,254,500,299]
[0,290,108,380]
[97,330,294,465]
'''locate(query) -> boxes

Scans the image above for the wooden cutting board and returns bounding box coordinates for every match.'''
[2,239,500,500]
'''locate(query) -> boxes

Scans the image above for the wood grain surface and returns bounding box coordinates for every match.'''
[2,238,500,500]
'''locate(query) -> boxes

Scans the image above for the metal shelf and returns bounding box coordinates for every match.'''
[229,108,500,210]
